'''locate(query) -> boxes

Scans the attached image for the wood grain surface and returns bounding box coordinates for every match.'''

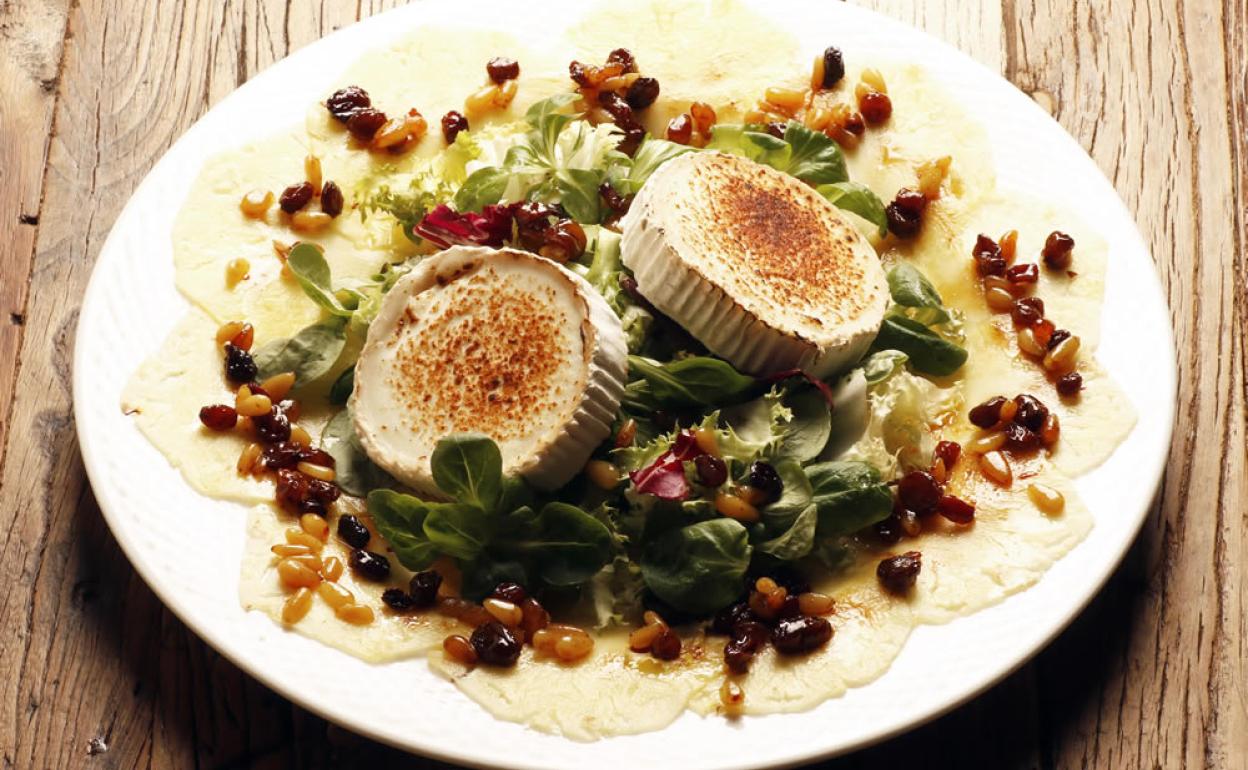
[0,1,1242,767]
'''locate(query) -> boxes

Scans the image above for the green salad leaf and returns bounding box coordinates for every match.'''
[286,243,354,317]
[806,460,893,535]
[625,355,757,410]
[614,138,694,195]
[762,459,814,523]
[453,166,510,212]
[365,489,439,570]
[252,318,347,384]
[873,316,967,376]
[430,433,503,513]
[322,408,392,497]
[778,121,848,185]
[640,518,752,613]
[887,263,951,325]
[496,502,614,586]
[328,365,355,405]
[423,502,492,560]
[818,181,889,236]
[861,349,909,384]
[756,503,818,561]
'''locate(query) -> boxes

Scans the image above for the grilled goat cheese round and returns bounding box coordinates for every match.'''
[620,152,888,378]
[351,246,627,495]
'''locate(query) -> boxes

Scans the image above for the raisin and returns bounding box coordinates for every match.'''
[223,343,258,383]
[198,404,237,431]
[875,514,903,545]
[710,601,755,635]
[747,461,784,504]
[252,406,291,444]
[723,620,769,673]
[441,110,469,144]
[598,181,632,213]
[471,621,522,667]
[568,60,592,88]
[1057,371,1084,397]
[859,91,892,124]
[1047,329,1072,350]
[765,121,788,139]
[260,442,305,469]
[1011,296,1046,327]
[842,111,866,135]
[326,85,371,122]
[625,76,660,109]
[821,46,845,88]
[278,182,314,214]
[1042,231,1075,270]
[320,181,344,218]
[897,508,922,537]
[274,469,309,511]
[490,582,528,604]
[1006,262,1039,285]
[346,107,386,141]
[936,495,976,524]
[877,551,922,594]
[771,615,833,655]
[650,628,682,661]
[336,514,371,549]
[1013,394,1049,431]
[485,56,520,83]
[886,189,926,238]
[382,588,414,611]
[1004,421,1041,451]
[897,470,941,514]
[972,234,1007,276]
[605,48,638,73]
[933,440,962,469]
[760,565,811,596]
[597,91,634,124]
[519,598,550,643]
[968,396,1007,428]
[695,455,728,487]
[408,570,443,608]
[666,113,693,144]
[349,549,391,582]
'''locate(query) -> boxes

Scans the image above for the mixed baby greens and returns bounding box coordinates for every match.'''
[274,95,968,619]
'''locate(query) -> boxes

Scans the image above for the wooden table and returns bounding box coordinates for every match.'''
[1,1,1243,767]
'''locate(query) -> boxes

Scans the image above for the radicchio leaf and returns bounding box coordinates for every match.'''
[764,369,837,411]
[414,203,518,248]
[628,430,704,501]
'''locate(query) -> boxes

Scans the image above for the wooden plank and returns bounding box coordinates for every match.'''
[0,1,72,483]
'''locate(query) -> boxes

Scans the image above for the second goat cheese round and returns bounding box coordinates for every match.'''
[620,152,888,378]
[351,246,627,495]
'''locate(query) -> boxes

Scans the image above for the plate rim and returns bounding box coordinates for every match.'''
[71,2,1177,767]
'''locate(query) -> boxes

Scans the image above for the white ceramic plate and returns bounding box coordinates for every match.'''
[73,1,1175,767]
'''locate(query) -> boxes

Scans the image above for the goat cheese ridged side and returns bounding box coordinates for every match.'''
[621,152,889,378]
[351,246,627,495]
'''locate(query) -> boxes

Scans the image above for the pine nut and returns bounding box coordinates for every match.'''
[285,528,323,552]
[693,428,721,457]
[304,154,322,194]
[979,450,1013,487]
[1040,412,1061,446]
[629,622,664,652]
[715,491,760,523]
[236,394,272,419]
[797,592,835,616]
[1027,483,1066,515]
[215,320,248,348]
[317,580,354,610]
[239,189,274,218]
[1018,326,1046,356]
[804,107,833,130]
[259,372,295,401]
[764,586,788,611]
[916,156,951,199]
[297,462,335,482]
[720,680,745,713]
[493,79,518,108]
[554,627,594,662]
[335,603,375,625]
[225,258,250,287]
[690,102,717,134]
[291,211,332,232]
[585,460,620,490]
[998,398,1018,424]
[289,425,311,447]
[287,552,323,573]
[483,598,523,627]
[999,230,1019,262]
[531,627,558,655]
[985,287,1016,312]
[810,54,826,91]
[642,610,667,628]
[764,87,805,112]
[743,109,770,125]
[277,558,321,589]
[281,587,313,624]
[300,512,329,540]
[861,67,888,93]
[464,84,499,116]
[321,555,344,582]
[237,442,263,475]
[614,419,637,447]
[967,431,1006,454]
[754,577,779,594]
[444,634,477,664]
[737,486,768,506]
[931,457,948,484]
[271,543,312,558]
[1043,335,1081,374]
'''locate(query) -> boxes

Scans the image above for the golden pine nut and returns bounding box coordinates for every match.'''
[1018,327,1046,357]
[291,210,332,232]
[554,627,594,662]
[287,552,323,573]
[289,425,311,448]
[1043,335,1081,374]
[614,419,637,447]
[1027,483,1066,515]
[967,431,1006,454]
[285,528,323,552]
[483,598,523,627]
[743,109,770,125]
[464,84,498,116]
[715,491,760,523]
[270,543,312,558]
[443,634,477,664]
[530,627,558,655]
[335,603,375,625]
[736,486,768,507]
[693,428,721,457]
[720,680,745,713]
[225,258,250,287]
[998,398,1019,424]
[999,229,1019,262]
[916,156,950,199]
[797,592,835,616]
[277,558,321,589]
[860,67,888,93]
[810,54,826,91]
[931,457,948,484]
[493,79,518,108]
[690,101,717,134]
[215,320,246,348]
[259,372,295,401]
[985,287,1016,312]
[304,154,322,194]
[642,610,667,628]
[754,577,779,594]
[629,622,663,652]
[281,587,314,624]
[297,462,335,482]
[764,87,805,111]
[585,460,620,490]
[317,580,354,610]
[321,555,344,582]
[236,394,272,418]
[237,442,263,475]
[804,107,833,130]
[1040,412,1061,446]
[239,189,273,219]
[979,450,1013,487]
[300,512,329,540]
